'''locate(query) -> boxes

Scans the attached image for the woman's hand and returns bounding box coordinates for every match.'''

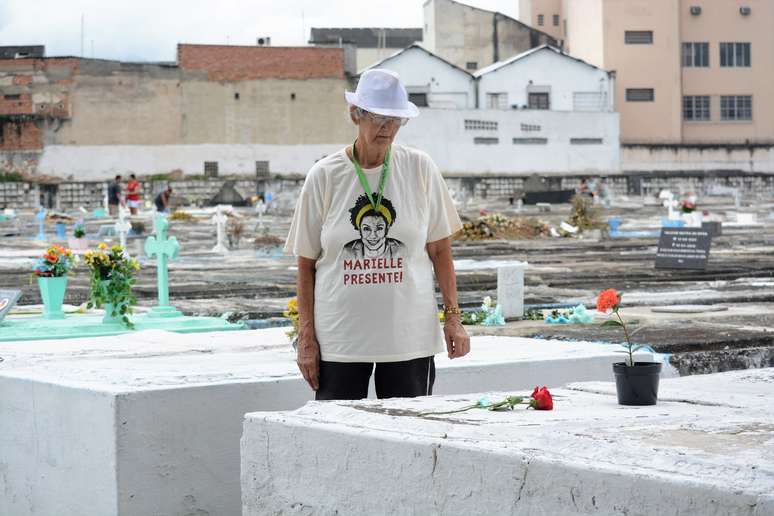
[443,316,470,359]
[296,328,320,390]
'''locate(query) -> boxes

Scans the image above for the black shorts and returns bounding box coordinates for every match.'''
[315,356,435,401]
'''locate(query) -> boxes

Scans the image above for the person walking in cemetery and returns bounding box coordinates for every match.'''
[107,175,123,216]
[126,174,142,214]
[154,186,173,213]
[285,68,470,400]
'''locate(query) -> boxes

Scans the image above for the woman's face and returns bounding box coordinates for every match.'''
[353,109,402,150]
[359,214,387,251]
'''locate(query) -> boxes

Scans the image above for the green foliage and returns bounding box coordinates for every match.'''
[84,244,140,329]
[73,224,86,238]
[0,171,23,182]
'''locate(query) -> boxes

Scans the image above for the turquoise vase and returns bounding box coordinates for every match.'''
[102,302,122,324]
[38,276,68,320]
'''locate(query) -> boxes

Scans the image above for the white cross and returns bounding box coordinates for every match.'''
[212,205,229,253]
[254,200,267,230]
[114,207,132,253]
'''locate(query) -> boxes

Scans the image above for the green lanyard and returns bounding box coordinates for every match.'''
[351,140,391,210]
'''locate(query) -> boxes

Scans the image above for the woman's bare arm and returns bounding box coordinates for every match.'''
[426,237,470,359]
[296,256,320,390]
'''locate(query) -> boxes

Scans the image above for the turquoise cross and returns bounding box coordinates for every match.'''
[144,214,182,317]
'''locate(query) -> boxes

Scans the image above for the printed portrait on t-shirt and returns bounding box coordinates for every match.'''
[342,193,405,260]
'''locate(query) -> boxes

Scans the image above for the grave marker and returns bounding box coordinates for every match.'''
[114,208,131,252]
[212,205,229,253]
[35,208,46,240]
[655,227,712,269]
[144,214,182,318]
[497,263,527,318]
[0,289,22,323]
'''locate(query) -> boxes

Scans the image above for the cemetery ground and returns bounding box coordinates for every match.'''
[2,193,772,374]
[1,192,773,515]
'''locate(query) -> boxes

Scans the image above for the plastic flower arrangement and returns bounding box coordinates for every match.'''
[596,288,643,367]
[443,296,506,326]
[84,243,140,328]
[545,304,594,324]
[32,245,74,277]
[419,386,554,417]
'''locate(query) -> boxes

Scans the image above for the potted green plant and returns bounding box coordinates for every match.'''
[32,244,75,320]
[68,223,89,250]
[84,243,140,327]
[597,289,661,405]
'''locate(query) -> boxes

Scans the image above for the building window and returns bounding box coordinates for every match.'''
[625,31,653,44]
[255,161,270,177]
[204,161,219,178]
[474,137,499,145]
[537,14,544,26]
[573,92,605,111]
[513,137,548,144]
[408,93,428,107]
[682,96,710,121]
[720,95,752,121]
[465,119,498,131]
[466,61,478,70]
[682,42,709,67]
[520,123,541,132]
[486,93,508,110]
[720,42,751,67]
[553,14,560,26]
[626,88,655,102]
[528,92,550,110]
[570,138,604,145]
[3,94,21,100]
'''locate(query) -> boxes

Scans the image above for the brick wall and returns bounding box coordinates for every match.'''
[177,44,345,81]
[0,120,42,150]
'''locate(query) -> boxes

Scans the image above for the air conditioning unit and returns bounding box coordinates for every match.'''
[740,6,751,15]
[256,36,271,46]
[690,6,701,15]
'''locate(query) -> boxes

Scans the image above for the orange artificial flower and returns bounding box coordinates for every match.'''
[596,288,620,313]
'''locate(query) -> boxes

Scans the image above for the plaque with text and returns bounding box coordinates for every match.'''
[655,228,712,269]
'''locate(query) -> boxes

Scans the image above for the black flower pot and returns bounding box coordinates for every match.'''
[613,362,662,406]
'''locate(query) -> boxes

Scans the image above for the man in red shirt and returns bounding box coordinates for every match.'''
[126,174,142,214]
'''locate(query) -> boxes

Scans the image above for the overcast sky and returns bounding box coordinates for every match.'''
[0,0,520,62]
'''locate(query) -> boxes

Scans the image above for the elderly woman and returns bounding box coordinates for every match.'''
[285,69,470,400]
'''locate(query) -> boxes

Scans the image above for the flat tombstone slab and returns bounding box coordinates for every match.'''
[0,330,663,516]
[651,305,729,314]
[243,369,774,516]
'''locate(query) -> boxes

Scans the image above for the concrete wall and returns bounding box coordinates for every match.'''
[396,108,620,174]
[36,143,345,180]
[425,0,555,71]
[561,0,604,67]
[477,47,612,111]
[519,0,564,41]
[363,46,475,109]
[622,143,774,173]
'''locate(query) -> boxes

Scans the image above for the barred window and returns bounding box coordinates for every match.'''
[720,95,752,121]
[513,137,548,145]
[538,14,544,26]
[204,161,219,177]
[625,31,653,44]
[528,92,550,110]
[553,14,560,26]
[408,93,428,107]
[570,138,603,145]
[626,88,654,102]
[682,42,709,67]
[486,92,508,109]
[464,119,498,131]
[474,137,499,145]
[465,61,478,71]
[683,95,710,121]
[520,123,541,132]
[720,42,750,67]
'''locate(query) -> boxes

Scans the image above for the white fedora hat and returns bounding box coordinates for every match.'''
[345,69,420,118]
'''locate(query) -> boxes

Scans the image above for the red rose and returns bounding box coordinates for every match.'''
[529,386,553,410]
[596,289,620,313]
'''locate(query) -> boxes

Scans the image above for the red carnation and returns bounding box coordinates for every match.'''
[596,288,620,313]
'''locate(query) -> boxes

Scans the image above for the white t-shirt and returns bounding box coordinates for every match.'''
[284,144,463,363]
